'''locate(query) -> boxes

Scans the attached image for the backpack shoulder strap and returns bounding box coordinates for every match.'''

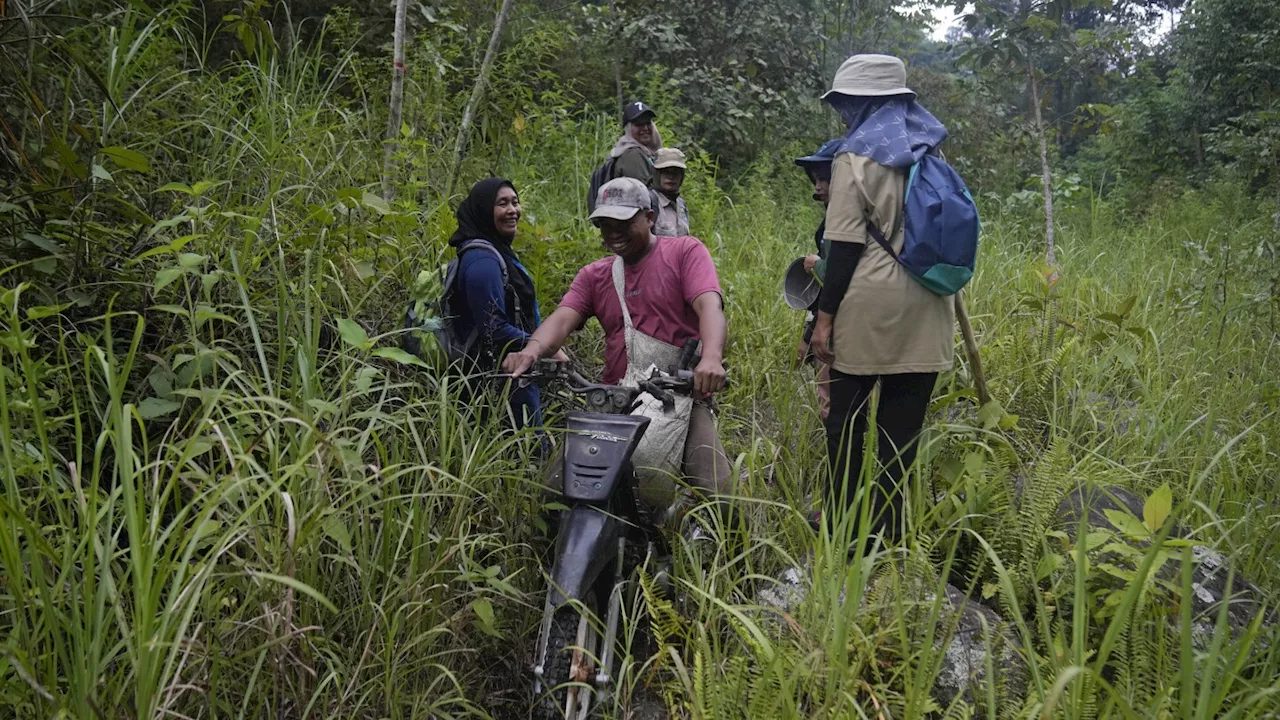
[456,239,508,283]
[866,163,913,262]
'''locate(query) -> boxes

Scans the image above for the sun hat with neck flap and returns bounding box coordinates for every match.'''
[821,54,915,100]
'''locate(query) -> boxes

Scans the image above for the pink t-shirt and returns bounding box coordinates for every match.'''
[558,235,721,384]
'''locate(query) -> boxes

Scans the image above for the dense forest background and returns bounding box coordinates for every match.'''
[2,1,1280,718]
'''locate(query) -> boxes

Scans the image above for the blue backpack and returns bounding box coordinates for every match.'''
[866,154,979,296]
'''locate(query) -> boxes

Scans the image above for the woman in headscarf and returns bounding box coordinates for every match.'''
[808,55,955,542]
[451,177,559,430]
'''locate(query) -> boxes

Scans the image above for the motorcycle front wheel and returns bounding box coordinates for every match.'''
[533,591,603,720]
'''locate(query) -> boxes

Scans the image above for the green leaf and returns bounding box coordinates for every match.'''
[178,252,206,269]
[92,164,113,182]
[194,305,236,328]
[1035,553,1065,581]
[470,598,502,638]
[336,319,371,350]
[355,367,379,394]
[1116,294,1137,319]
[372,346,428,368]
[23,233,63,254]
[306,398,339,417]
[322,515,352,554]
[138,397,181,419]
[1143,483,1172,533]
[151,304,188,316]
[1097,312,1124,327]
[978,399,1005,430]
[361,191,391,216]
[247,572,338,614]
[154,267,186,294]
[27,303,71,320]
[156,182,194,195]
[201,270,224,294]
[192,180,226,196]
[1103,509,1149,539]
[101,146,151,174]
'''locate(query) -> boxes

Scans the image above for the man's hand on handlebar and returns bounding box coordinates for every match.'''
[502,348,540,377]
[693,356,726,398]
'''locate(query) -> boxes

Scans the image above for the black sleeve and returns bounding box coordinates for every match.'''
[818,241,864,315]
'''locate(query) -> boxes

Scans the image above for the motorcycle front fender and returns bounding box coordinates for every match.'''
[548,504,621,607]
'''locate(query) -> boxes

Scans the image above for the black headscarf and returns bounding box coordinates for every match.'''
[448,178,538,332]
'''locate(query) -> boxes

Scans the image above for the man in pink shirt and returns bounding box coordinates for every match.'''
[503,177,731,499]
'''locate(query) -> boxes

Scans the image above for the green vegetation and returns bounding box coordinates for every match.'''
[2,1,1278,718]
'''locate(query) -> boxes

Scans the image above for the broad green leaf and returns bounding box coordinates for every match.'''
[372,346,428,368]
[151,304,188,315]
[194,305,236,328]
[1036,553,1065,581]
[337,319,371,350]
[306,398,339,417]
[201,270,224,293]
[1116,295,1137,318]
[963,451,985,477]
[156,182,194,195]
[153,267,185,294]
[322,515,352,554]
[27,303,71,320]
[1143,483,1172,533]
[138,397,181,419]
[23,233,63,254]
[361,190,391,216]
[1103,509,1149,539]
[178,252,206,269]
[1097,312,1124,327]
[355,366,379,394]
[977,399,1004,430]
[470,598,502,638]
[101,146,151,173]
[192,180,226,196]
[92,164,113,182]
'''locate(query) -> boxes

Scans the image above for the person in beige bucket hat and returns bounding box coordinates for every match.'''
[821,54,916,100]
[653,147,691,237]
[808,54,954,543]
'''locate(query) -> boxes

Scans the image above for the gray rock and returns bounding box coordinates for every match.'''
[1184,544,1276,649]
[757,566,808,614]
[758,567,1028,711]
[931,584,1028,710]
[1054,484,1275,647]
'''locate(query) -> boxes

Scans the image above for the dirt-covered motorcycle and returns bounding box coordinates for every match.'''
[499,353,710,720]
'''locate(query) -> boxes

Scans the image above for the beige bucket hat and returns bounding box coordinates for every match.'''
[821,54,915,100]
[653,147,687,170]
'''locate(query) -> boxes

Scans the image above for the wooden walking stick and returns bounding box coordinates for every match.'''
[954,291,991,407]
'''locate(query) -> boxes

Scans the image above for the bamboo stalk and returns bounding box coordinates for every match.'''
[381,0,409,201]
[955,291,991,408]
[447,0,516,198]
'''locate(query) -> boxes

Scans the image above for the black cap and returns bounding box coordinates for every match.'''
[622,100,656,126]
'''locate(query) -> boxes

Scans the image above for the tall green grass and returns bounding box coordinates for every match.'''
[2,7,1278,718]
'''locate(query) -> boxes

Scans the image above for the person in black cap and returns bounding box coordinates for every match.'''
[587,101,665,214]
[794,138,842,420]
[612,100,662,185]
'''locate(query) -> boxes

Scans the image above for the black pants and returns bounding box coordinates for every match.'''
[824,370,937,541]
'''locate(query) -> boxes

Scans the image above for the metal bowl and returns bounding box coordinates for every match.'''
[782,257,819,310]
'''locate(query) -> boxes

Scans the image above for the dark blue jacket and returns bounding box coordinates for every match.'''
[455,249,542,429]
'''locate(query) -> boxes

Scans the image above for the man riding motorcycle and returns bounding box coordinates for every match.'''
[502,176,731,506]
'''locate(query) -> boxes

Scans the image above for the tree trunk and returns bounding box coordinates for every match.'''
[381,0,409,201]
[1027,63,1056,270]
[448,0,516,198]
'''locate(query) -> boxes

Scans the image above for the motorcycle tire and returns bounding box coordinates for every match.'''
[533,592,603,720]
